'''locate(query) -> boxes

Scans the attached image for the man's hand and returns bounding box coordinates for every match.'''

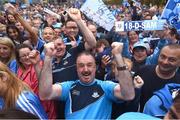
[67,8,82,22]
[111,42,123,55]
[70,41,77,48]
[4,3,17,16]
[44,42,57,57]
[101,55,112,68]
[133,75,144,89]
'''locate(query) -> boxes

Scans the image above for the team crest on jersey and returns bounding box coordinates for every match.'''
[72,90,80,96]
[63,60,68,65]
[92,92,100,98]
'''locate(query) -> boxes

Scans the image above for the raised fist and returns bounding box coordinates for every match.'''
[111,42,123,55]
[133,75,144,89]
[44,42,57,57]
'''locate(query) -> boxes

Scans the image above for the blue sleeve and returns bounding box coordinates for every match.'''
[8,59,18,74]
[0,98,4,109]
[35,38,45,53]
[59,81,74,101]
[156,39,168,50]
[100,81,122,102]
[34,38,45,60]
[146,47,160,65]
[122,38,131,59]
[146,39,168,65]
[16,91,48,119]
[143,95,166,117]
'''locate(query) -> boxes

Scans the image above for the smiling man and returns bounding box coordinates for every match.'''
[33,42,135,119]
[135,44,180,112]
[42,8,96,119]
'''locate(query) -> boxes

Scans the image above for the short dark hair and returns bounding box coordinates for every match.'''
[96,39,110,48]
[76,51,96,63]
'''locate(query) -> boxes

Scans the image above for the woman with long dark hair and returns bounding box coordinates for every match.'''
[6,25,24,46]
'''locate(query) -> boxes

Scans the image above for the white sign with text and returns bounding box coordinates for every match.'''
[80,0,115,31]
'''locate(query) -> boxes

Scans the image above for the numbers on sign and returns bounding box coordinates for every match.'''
[115,20,166,32]
[129,22,133,30]
[125,22,128,30]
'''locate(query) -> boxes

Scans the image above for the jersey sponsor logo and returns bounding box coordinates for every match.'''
[72,90,80,96]
[92,92,100,98]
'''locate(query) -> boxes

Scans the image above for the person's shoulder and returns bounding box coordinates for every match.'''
[16,91,40,106]
[20,91,38,100]
[96,79,117,87]
[60,80,77,86]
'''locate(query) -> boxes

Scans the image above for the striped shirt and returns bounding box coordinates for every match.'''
[0,91,48,119]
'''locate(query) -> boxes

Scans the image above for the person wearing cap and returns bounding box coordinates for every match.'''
[131,29,173,72]
[131,41,149,73]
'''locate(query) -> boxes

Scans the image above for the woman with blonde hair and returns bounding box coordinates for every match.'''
[0,61,47,119]
[0,37,17,72]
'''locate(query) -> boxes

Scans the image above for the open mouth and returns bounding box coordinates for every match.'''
[82,72,91,76]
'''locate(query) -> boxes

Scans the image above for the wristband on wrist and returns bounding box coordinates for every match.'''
[117,65,128,71]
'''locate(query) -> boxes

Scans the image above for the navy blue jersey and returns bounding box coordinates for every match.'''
[52,43,85,83]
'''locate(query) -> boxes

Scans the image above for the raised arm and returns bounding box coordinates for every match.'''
[6,4,38,45]
[67,8,96,50]
[111,42,135,100]
[38,42,61,100]
[28,50,42,79]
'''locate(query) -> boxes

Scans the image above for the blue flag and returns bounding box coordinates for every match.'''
[161,0,180,32]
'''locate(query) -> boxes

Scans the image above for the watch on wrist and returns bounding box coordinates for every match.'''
[117,65,128,71]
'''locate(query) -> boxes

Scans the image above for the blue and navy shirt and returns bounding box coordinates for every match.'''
[0,91,48,119]
[58,79,122,119]
[63,35,83,51]
[52,43,85,83]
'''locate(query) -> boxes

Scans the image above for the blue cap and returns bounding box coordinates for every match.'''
[133,41,148,50]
